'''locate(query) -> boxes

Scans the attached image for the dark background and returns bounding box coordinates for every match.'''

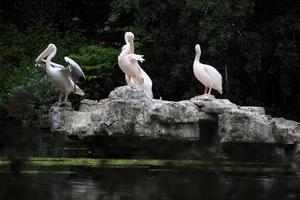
[0,0,299,122]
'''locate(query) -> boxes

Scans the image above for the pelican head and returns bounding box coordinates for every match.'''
[35,43,56,62]
[125,32,134,42]
[195,44,201,55]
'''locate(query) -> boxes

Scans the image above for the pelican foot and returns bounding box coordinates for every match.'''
[201,94,210,99]
[193,94,215,101]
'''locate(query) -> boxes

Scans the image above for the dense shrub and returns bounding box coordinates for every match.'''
[69,44,124,100]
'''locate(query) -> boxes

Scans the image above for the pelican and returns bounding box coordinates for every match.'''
[121,32,153,98]
[121,44,153,98]
[35,43,85,102]
[118,32,144,85]
[125,68,153,98]
[193,44,222,95]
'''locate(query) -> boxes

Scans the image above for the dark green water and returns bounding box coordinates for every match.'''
[1,125,300,199]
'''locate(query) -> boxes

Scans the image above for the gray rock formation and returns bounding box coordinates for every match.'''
[50,86,215,141]
[49,101,73,132]
[189,95,300,146]
[217,109,300,145]
[271,117,300,144]
[191,95,237,114]
[218,109,275,143]
[49,85,300,160]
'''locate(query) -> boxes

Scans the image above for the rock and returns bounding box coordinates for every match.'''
[108,85,150,100]
[191,95,237,114]
[49,85,215,140]
[48,101,73,133]
[218,109,275,143]
[62,111,94,136]
[48,86,300,161]
[190,94,215,107]
[79,99,98,112]
[239,106,265,115]
[218,110,300,145]
[271,118,300,144]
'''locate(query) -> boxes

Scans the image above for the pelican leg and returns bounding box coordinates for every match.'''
[64,93,69,102]
[204,87,208,94]
[208,88,212,95]
[127,76,130,85]
[59,93,63,102]
[127,76,131,86]
[129,76,136,86]
[134,78,139,85]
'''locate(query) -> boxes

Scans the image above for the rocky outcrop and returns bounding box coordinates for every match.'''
[217,109,300,145]
[50,86,216,141]
[218,109,275,143]
[49,85,300,160]
[271,118,300,144]
[49,101,73,132]
[191,95,238,114]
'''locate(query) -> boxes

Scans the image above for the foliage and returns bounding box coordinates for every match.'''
[0,0,300,121]
[69,44,123,99]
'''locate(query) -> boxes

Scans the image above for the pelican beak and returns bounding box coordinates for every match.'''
[35,45,54,63]
[35,60,43,67]
[130,35,134,41]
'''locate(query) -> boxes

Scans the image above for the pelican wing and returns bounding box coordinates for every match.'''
[64,57,85,83]
[125,67,153,98]
[127,54,145,63]
[140,67,153,98]
[203,64,222,91]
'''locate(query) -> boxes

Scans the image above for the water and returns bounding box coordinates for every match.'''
[1,125,300,199]
[1,167,300,200]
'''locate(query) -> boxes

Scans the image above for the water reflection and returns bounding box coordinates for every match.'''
[1,169,300,200]
[0,121,90,158]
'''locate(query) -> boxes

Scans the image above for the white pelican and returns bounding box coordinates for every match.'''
[193,44,222,95]
[35,43,85,102]
[121,44,153,98]
[121,32,153,98]
[118,32,144,85]
[125,68,153,98]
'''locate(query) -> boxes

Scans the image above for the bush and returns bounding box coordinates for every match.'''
[69,44,124,100]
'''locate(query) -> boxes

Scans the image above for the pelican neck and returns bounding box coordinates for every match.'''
[46,48,56,72]
[195,50,201,62]
[126,38,135,54]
